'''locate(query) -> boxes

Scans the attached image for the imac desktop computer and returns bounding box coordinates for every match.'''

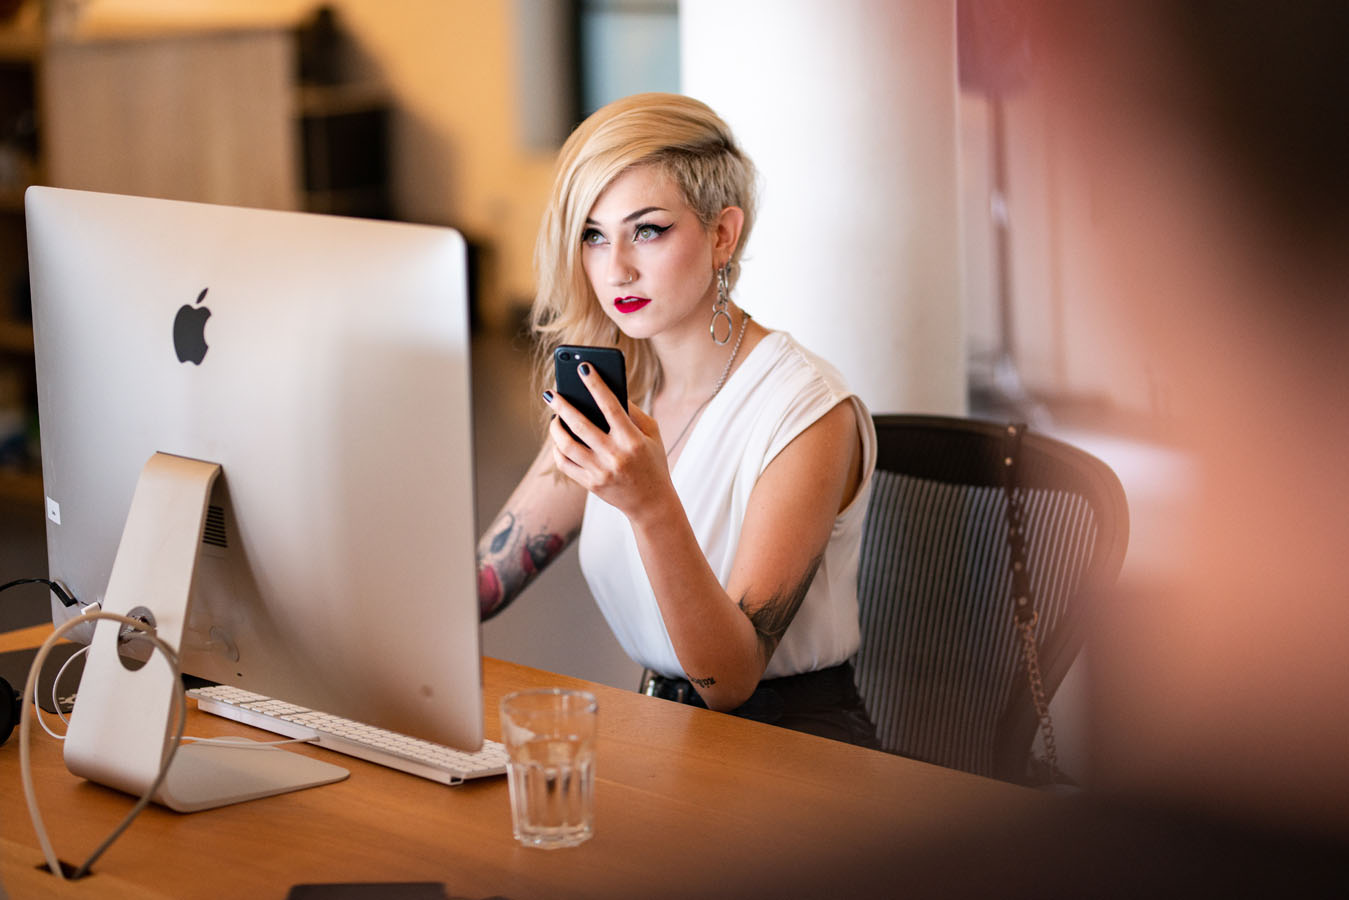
[25,186,483,811]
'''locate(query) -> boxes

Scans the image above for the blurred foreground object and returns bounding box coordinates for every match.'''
[1024,0,1349,838]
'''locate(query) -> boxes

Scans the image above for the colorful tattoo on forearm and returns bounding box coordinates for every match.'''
[477,511,572,619]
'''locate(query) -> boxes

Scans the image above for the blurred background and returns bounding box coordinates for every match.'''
[4,0,1328,808]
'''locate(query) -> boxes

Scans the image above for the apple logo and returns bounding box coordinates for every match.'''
[173,288,211,365]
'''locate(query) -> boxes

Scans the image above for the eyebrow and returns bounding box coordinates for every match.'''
[585,206,669,226]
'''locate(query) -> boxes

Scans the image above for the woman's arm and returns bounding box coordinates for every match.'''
[477,440,588,620]
[548,366,863,710]
[632,402,861,710]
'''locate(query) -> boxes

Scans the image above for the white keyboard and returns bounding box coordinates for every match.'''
[188,684,509,786]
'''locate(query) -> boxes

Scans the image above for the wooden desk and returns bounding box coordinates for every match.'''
[1,626,1052,899]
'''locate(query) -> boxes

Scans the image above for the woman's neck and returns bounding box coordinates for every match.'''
[650,303,765,404]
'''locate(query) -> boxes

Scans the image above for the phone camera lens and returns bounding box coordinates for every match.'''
[560,351,572,361]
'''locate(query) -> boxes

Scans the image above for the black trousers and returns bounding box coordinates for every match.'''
[640,661,880,750]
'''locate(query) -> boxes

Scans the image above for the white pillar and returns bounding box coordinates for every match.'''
[681,0,964,415]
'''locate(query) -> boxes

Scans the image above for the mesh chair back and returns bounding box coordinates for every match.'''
[854,415,1128,781]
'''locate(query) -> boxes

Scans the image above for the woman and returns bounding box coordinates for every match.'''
[477,93,878,747]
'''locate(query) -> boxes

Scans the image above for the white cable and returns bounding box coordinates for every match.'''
[52,644,89,727]
[34,700,67,741]
[20,610,187,882]
[30,643,92,739]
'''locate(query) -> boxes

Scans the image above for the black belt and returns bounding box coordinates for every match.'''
[640,661,879,748]
[639,662,859,710]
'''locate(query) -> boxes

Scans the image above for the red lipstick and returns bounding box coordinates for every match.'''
[614,297,651,314]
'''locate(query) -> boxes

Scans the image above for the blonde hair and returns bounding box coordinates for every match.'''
[529,93,757,415]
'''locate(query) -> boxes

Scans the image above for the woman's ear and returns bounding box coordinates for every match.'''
[713,206,745,262]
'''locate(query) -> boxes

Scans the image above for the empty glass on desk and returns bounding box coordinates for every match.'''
[499,689,597,849]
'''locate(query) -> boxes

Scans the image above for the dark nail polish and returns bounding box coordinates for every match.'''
[578,362,591,376]
[542,390,554,403]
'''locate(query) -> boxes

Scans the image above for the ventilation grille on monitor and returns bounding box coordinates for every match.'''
[202,505,228,549]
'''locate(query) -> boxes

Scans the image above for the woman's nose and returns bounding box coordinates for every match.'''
[606,245,635,286]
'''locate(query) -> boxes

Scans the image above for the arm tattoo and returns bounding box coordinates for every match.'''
[688,675,716,688]
[737,554,823,665]
[477,511,574,620]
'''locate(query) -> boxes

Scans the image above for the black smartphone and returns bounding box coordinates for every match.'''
[553,345,628,441]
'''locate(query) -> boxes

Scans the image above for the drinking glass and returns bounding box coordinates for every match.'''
[499,689,597,848]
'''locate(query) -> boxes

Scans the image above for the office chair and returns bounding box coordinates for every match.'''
[853,415,1129,783]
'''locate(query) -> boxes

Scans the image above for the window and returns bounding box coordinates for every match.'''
[577,0,679,117]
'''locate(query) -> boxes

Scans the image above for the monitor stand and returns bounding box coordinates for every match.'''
[62,453,348,813]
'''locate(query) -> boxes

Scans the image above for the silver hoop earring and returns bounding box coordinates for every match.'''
[710,263,733,345]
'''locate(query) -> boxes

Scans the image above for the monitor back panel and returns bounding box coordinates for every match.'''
[26,186,483,749]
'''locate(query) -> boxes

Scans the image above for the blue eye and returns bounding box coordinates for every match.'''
[633,223,670,242]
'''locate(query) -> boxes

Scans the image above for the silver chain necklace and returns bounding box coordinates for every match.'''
[664,310,750,458]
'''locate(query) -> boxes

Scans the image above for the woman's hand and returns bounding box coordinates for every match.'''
[545,363,675,522]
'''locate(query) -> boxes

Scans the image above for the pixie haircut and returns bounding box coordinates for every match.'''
[530,93,758,414]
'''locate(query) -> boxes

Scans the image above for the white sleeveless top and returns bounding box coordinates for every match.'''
[577,332,877,679]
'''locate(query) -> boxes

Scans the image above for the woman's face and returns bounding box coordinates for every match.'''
[580,165,719,342]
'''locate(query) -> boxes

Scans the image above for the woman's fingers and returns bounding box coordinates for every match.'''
[626,402,662,442]
[546,367,671,511]
[544,389,605,453]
